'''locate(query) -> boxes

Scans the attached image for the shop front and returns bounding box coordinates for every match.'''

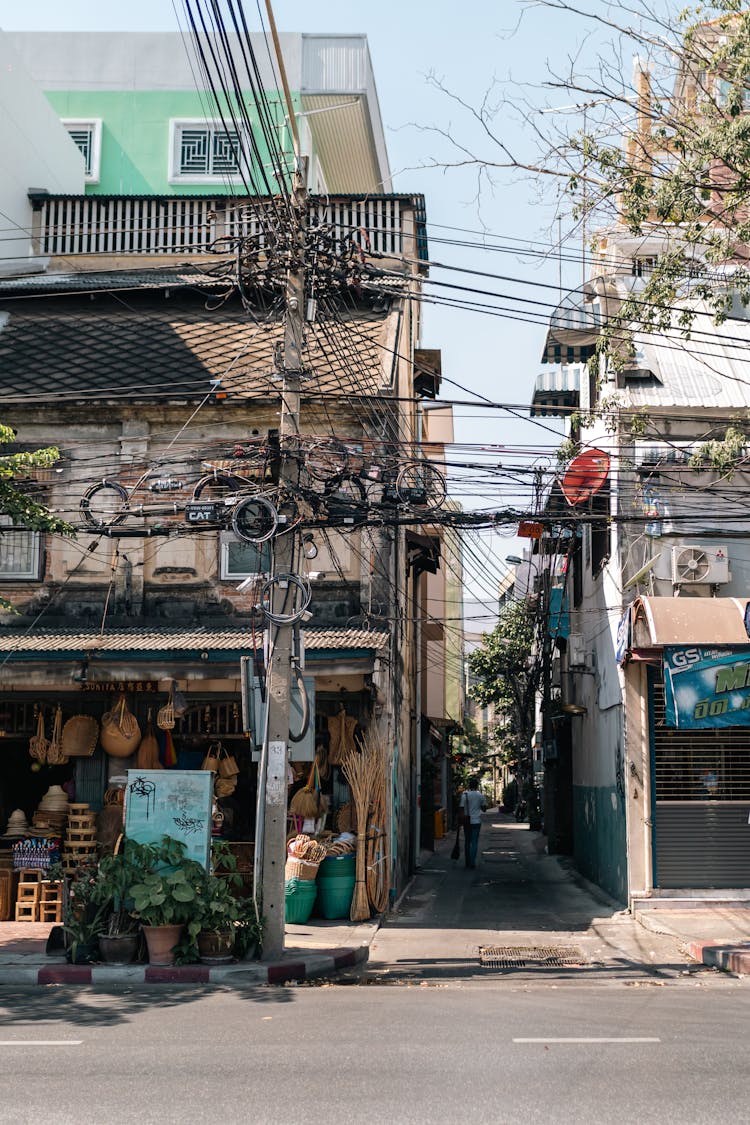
[0,625,390,933]
[626,597,750,896]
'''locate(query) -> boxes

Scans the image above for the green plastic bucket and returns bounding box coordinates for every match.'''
[285,877,317,924]
[319,854,356,878]
[316,873,355,919]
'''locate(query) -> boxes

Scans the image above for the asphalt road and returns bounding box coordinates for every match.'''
[0,980,748,1125]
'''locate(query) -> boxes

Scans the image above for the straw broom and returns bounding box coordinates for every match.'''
[343,736,380,922]
[290,762,321,820]
[366,731,390,914]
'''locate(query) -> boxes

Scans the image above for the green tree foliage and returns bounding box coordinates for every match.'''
[450,716,492,794]
[421,2,750,356]
[0,422,71,611]
[574,3,750,356]
[468,599,540,785]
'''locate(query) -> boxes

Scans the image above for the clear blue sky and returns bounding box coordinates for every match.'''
[1,1,617,616]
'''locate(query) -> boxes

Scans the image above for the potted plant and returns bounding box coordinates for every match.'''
[234,895,263,961]
[129,838,206,966]
[58,864,107,964]
[179,842,242,964]
[191,873,243,963]
[89,840,155,964]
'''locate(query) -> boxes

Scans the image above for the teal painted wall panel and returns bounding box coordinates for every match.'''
[572,784,627,903]
[45,89,297,195]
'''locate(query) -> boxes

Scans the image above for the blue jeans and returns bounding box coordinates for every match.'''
[464,822,480,867]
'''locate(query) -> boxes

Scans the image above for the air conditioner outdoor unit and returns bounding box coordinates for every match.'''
[671,544,730,586]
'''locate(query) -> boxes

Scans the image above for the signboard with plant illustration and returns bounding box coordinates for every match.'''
[663,646,750,729]
[125,769,212,868]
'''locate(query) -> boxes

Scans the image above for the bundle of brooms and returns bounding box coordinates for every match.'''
[343,729,389,922]
[366,736,389,915]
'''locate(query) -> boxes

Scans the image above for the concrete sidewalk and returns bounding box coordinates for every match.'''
[0,917,378,987]
[3,811,748,986]
[368,812,747,983]
[634,902,750,974]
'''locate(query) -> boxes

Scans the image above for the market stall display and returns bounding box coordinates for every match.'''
[4,810,29,838]
[343,732,387,922]
[63,804,98,875]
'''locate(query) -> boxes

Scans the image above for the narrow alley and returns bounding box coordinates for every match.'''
[368,812,696,984]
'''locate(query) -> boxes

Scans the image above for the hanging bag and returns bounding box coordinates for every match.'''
[100,695,141,758]
[215,775,237,798]
[218,744,240,779]
[201,741,221,772]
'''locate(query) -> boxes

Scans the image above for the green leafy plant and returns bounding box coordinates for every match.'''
[234,896,264,959]
[0,421,72,613]
[63,867,108,963]
[469,599,541,824]
[129,864,204,927]
[90,839,162,936]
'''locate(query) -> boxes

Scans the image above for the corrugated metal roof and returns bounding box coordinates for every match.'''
[0,626,389,655]
[625,313,750,410]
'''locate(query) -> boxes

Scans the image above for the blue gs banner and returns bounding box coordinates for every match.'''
[663,646,750,729]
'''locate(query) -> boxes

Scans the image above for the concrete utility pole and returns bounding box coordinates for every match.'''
[259,0,307,960]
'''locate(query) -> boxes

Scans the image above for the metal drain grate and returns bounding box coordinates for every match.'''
[479,945,586,969]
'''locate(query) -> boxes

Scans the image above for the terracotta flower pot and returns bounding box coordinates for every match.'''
[142,924,183,966]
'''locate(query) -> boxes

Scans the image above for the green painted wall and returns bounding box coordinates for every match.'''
[44,90,299,195]
[572,784,627,903]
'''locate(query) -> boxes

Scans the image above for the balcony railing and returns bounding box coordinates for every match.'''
[33,194,421,260]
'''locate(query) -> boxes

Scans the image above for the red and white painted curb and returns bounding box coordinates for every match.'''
[687,940,750,974]
[0,945,369,987]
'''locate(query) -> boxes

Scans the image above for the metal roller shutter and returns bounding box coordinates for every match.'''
[652,679,750,888]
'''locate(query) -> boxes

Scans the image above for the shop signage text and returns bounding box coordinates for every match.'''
[663,646,750,729]
[82,680,160,693]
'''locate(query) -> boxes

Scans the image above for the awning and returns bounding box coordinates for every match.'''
[530,365,581,417]
[541,287,600,364]
[631,596,750,650]
[0,626,389,660]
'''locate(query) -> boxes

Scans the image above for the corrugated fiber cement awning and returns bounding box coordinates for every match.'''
[0,626,389,660]
[631,596,750,649]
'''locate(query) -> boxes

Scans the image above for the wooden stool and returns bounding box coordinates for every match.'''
[39,882,64,924]
[18,868,45,884]
[15,881,40,922]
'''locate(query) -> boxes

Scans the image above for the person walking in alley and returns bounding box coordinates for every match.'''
[460,778,487,869]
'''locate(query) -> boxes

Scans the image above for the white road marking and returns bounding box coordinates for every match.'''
[0,1040,82,1046]
[513,1037,661,1044]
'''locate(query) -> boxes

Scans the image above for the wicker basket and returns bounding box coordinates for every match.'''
[101,696,141,758]
[284,858,319,881]
[62,715,99,758]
